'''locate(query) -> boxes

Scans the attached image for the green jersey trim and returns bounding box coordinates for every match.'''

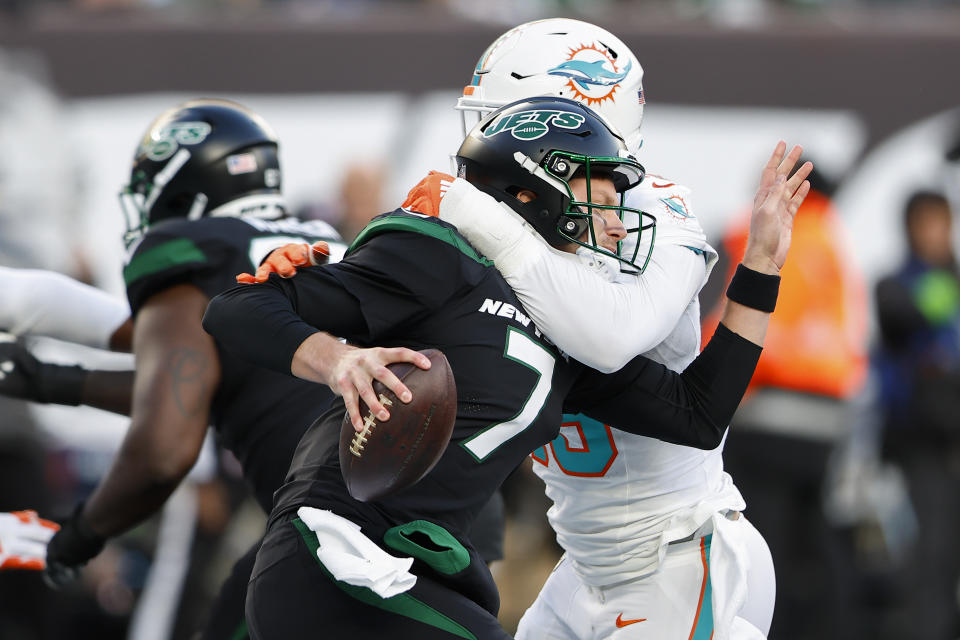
[228,620,248,640]
[383,520,471,576]
[123,237,208,286]
[348,216,493,266]
[291,517,477,640]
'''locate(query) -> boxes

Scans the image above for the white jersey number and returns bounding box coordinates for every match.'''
[531,414,618,477]
[461,327,556,461]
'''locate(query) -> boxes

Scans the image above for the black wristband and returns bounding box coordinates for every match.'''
[726,263,780,312]
[46,503,106,568]
[37,363,88,406]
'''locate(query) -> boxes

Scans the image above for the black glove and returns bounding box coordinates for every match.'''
[43,503,106,589]
[0,338,87,405]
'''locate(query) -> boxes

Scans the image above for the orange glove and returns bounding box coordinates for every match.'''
[0,510,60,571]
[236,241,330,284]
[401,171,455,217]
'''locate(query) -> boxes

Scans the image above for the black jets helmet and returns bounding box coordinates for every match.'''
[455,96,655,271]
[119,98,284,248]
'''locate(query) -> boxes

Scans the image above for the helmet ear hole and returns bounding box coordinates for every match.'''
[559,216,586,239]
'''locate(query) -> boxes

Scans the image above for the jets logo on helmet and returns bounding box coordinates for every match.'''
[143,122,212,161]
[484,110,586,141]
[547,43,631,107]
[120,99,285,251]
[457,96,656,273]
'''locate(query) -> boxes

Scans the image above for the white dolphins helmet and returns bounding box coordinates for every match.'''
[456,18,646,153]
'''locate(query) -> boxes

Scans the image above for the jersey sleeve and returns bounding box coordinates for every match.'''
[326,228,476,340]
[512,244,707,372]
[438,178,709,372]
[123,221,250,316]
[0,266,129,349]
[563,323,763,450]
[203,229,471,374]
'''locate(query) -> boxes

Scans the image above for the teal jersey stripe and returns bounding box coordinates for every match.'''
[291,518,478,640]
[690,534,715,640]
[123,237,208,286]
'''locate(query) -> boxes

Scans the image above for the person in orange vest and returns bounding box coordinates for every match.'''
[703,171,868,399]
[702,164,869,640]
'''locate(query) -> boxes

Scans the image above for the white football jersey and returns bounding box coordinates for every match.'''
[532,296,745,586]
[529,176,744,586]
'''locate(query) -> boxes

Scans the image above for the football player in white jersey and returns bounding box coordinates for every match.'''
[445,18,775,639]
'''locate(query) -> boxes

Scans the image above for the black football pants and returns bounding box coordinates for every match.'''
[245,515,512,640]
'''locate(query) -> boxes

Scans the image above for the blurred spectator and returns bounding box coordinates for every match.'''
[702,165,869,640]
[873,189,960,639]
[336,162,387,242]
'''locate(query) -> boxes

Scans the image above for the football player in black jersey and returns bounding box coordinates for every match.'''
[37,99,348,639]
[0,98,508,636]
[204,97,812,639]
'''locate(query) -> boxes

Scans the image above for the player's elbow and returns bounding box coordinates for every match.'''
[148,447,200,484]
[684,417,725,450]
[201,292,230,341]
[133,433,202,484]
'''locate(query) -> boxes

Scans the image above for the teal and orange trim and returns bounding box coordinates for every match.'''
[688,534,714,640]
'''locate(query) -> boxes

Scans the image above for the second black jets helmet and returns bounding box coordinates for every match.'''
[120,98,284,247]
[455,96,655,270]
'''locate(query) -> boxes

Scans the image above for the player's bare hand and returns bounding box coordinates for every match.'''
[743,142,813,274]
[291,333,432,432]
[327,346,432,432]
[236,241,330,284]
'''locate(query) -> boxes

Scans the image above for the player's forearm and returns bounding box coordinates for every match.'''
[81,413,205,535]
[82,370,133,415]
[584,323,761,450]
[716,254,780,347]
[0,267,130,350]
[81,453,191,537]
[0,350,133,415]
[439,179,704,372]
[509,245,704,372]
[290,331,352,386]
[204,280,318,375]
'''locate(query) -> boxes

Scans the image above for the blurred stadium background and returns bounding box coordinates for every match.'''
[1,0,960,638]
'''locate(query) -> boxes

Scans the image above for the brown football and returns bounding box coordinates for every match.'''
[339,348,457,502]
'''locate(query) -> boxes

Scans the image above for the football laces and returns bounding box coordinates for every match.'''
[349,394,394,457]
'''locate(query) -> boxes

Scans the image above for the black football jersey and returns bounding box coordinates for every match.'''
[268,213,588,533]
[204,210,760,609]
[245,211,744,532]
[123,215,344,511]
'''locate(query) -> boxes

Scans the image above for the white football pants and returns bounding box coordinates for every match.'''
[515,515,774,640]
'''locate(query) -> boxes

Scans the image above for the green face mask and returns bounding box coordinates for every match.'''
[544,150,656,274]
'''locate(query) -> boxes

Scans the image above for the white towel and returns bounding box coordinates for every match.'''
[297,507,416,599]
[708,512,751,640]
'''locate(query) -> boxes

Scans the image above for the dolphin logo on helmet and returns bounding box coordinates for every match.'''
[547,58,633,90]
